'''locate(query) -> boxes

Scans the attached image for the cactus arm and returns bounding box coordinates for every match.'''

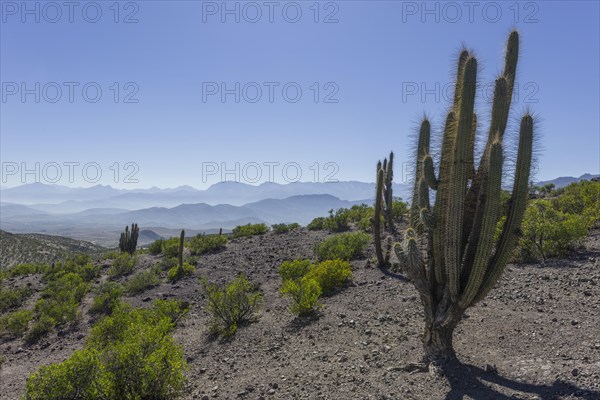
[462,77,509,268]
[432,111,456,285]
[458,141,503,308]
[384,152,395,232]
[474,114,533,303]
[444,56,477,301]
[503,31,519,105]
[467,113,477,180]
[452,50,470,109]
[411,119,431,228]
[423,155,438,190]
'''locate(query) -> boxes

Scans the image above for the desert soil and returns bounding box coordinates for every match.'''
[1,228,599,400]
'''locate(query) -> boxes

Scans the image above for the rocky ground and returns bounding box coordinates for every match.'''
[1,228,599,400]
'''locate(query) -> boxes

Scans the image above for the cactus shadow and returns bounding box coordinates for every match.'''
[443,360,600,400]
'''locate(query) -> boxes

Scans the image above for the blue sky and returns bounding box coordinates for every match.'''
[1,0,598,189]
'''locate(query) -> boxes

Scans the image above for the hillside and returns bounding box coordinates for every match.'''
[1,228,599,399]
[0,230,106,269]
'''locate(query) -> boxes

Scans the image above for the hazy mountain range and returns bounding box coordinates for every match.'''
[1,180,396,245]
[0,175,595,246]
[0,181,411,211]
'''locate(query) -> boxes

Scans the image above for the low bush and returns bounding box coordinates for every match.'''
[164,237,183,258]
[391,199,409,222]
[123,269,160,295]
[314,232,370,261]
[278,259,312,281]
[553,180,600,226]
[272,223,300,234]
[323,209,350,233]
[0,309,33,339]
[307,217,326,231]
[188,234,227,255]
[147,239,164,255]
[518,199,590,262]
[278,259,351,315]
[44,256,99,283]
[90,282,123,315]
[306,259,352,294]
[280,277,322,316]
[167,263,195,283]
[272,223,289,234]
[108,253,137,278]
[26,300,188,400]
[201,274,262,337]
[26,272,90,343]
[158,257,178,271]
[24,315,55,344]
[3,263,47,278]
[0,285,32,313]
[232,223,269,238]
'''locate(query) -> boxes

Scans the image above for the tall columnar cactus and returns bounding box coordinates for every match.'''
[378,31,534,362]
[373,153,395,267]
[178,229,185,269]
[119,223,139,255]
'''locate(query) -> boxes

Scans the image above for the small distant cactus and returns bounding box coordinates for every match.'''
[178,229,185,269]
[118,223,139,254]
[375,31,535,362]
[373,154,395,267]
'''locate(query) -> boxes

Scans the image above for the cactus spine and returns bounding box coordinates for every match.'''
[119,223,139,255]
[377,31,534,362]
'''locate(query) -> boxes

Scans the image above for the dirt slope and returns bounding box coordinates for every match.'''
[1,229,599,400]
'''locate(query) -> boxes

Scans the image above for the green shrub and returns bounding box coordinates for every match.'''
[26,272,90,342]
[519,199,590,262]
[201,275,262,337]
[108,254,137,278]
[232,223,269,238]
[346,204,371,223]
[123,269,160,295]
[90,282,123,315]
[103,250,120,260]
[24,315,55,344]
[25,347,103,400]
[188,234,227,255]
[26,300,188,400]
[147,239,164,255]
[4,263,47,278]
[307,217,326,231]
[43,256,99,283]
[158,257,178,271]
[0,309,33,339]
[34,298,80,329]
[391,199,409,222]
[323,209,350,232]
[46,272,89,304]
[0,285,32,313]
[278,259,312,281]
[272,223,301,234]
[161,237,182,258]
[167,262,195,283]
[280,277,322,316]
[553,180,600,225]
[306,259,352,294]
[314,232,370,261]
[272,223,290,234]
